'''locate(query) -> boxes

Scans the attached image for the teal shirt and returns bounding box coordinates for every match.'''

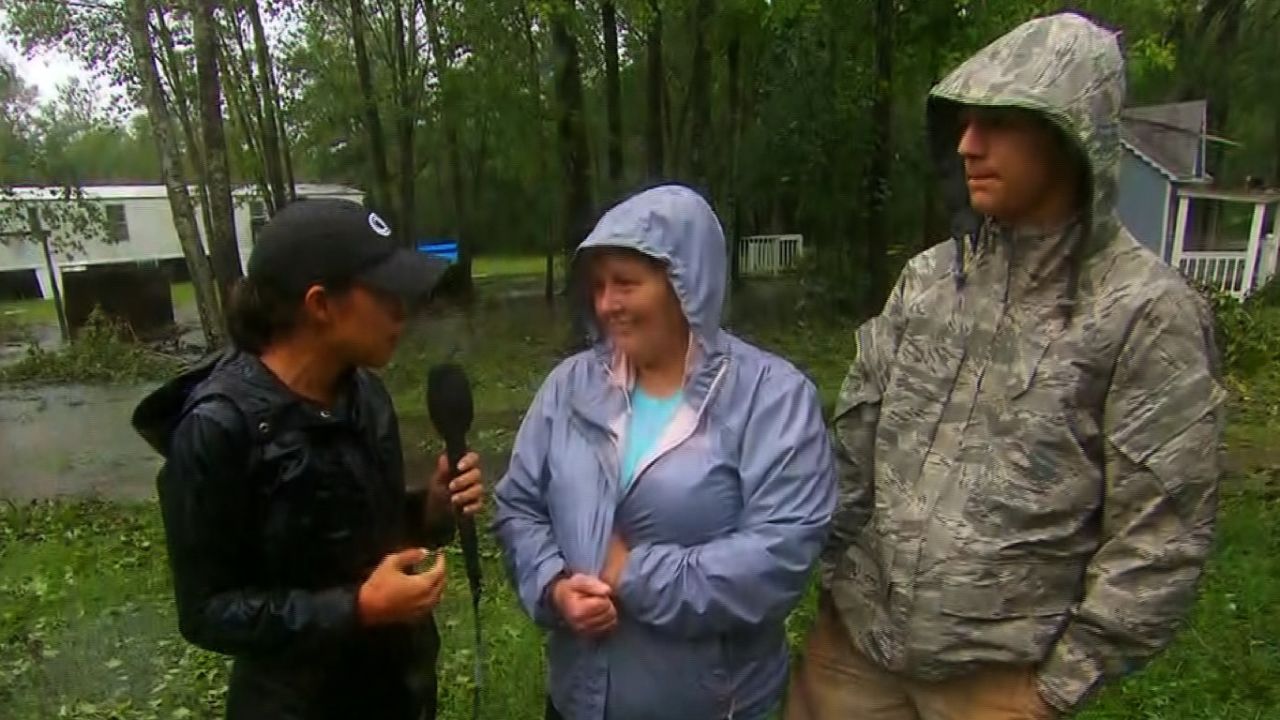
[619,387,684,492]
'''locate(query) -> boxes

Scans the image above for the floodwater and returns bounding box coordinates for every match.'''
[0,383,163,501]
[0,276,797,502]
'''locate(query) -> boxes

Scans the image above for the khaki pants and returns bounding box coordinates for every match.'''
[785,596,1057,720]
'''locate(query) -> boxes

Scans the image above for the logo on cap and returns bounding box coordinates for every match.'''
[368,212,392,237]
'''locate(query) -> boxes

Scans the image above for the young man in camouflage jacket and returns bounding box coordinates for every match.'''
[786,12,1226,720]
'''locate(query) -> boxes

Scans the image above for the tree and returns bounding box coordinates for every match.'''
[551,2,594,259]
[687,0,713,187]
[863,0,895,308]
[601,1,624,187]
[125,0,224,347]
[0,63,112,341]
[644,0,665,178]
[348,0,394,217]
[245,0,294,206]
[425,0,470,278]
[192,0,244,301]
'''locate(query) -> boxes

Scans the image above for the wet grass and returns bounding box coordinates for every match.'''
[2,470,1275,719]
[2,279,1278,719]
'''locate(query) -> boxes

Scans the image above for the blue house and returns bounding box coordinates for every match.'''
[1118,101,1280,298]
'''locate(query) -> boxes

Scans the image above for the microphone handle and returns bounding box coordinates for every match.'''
[444,435,484,718]
[445,436,483,605]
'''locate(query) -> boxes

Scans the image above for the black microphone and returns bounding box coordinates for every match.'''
[426,363,483,717]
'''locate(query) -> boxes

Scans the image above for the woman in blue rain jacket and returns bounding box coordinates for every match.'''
[492,184,837,720]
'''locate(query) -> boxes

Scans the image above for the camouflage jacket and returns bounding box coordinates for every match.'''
[821,13,1227,714]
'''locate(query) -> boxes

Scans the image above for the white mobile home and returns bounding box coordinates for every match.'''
[0,183,365,300]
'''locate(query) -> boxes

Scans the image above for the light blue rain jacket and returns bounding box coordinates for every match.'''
[492,185,837,720]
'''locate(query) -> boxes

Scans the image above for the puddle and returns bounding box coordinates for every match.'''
[0,279,801,502]
[0,383,163,501]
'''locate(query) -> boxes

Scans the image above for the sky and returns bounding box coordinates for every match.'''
[1,41,90,101]
[0,9,123,106]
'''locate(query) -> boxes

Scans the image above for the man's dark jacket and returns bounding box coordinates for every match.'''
[133,350,451,720]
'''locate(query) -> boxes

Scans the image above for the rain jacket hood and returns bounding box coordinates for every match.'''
[927,12,1125,302]
[822,12,1225,716]
[576,183,726,356]
[495,185,836,720]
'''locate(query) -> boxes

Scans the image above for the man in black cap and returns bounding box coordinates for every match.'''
[133,198,484,719]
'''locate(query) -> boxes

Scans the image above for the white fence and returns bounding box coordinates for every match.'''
[739,234,804,276]
[1176,233,1278,300]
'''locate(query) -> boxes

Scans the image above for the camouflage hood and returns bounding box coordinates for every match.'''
[927,12,1125,288]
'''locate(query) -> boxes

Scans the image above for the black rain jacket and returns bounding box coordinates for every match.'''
[133,350,452,720]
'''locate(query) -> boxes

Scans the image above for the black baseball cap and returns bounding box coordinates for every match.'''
[247,198,449,299]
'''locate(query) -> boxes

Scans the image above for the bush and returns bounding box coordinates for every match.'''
[1198,284,1280,381]
[0,308,183,385]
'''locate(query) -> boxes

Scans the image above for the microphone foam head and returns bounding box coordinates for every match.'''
[426,363,474,439]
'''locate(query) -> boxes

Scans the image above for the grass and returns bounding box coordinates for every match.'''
[0,293,58,328]
[2,472,1275,719]
[1,277,1278,719]
[471,255,558,278]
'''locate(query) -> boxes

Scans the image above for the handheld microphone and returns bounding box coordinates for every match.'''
[425,362,483,716]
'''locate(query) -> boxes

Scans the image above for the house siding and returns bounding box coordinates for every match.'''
[1118,149,1171,258]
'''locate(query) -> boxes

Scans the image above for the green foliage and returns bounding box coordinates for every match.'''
[1199,283,1280,381]
[0,309,183,385]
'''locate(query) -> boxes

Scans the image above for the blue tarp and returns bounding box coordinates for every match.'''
[417,239,459,263]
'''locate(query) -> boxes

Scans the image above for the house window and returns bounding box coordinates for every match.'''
[105,204,129,243]
[250,201,269,243]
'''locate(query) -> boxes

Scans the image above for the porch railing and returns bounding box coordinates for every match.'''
[1178,252,1251,298]
[1169,192,1279,299]
[739,234,804,276]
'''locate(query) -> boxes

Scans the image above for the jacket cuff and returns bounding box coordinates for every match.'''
[1037,633,1105,714]
[535,559,569,627]
[318,583,362,636]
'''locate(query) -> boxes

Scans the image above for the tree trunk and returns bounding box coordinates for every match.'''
[645,0,665,179]
[551,8,592,256]
[280,109,297,201]
[551,4,593,343]
[217,36,275,213]
[193,0,243,303]
[922,17,947,251]
[688,0,714,188]
[393,0,416,248]
[224,12,279,212]
[521,3,555,303]
[125,0,223,348]
[602,0,623,187]
[726,31,742,291]
[246,0,289,210]
[349,0,393,215]
[864,0,894,310]
[154,9,216,251]
[426,0,472,290]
